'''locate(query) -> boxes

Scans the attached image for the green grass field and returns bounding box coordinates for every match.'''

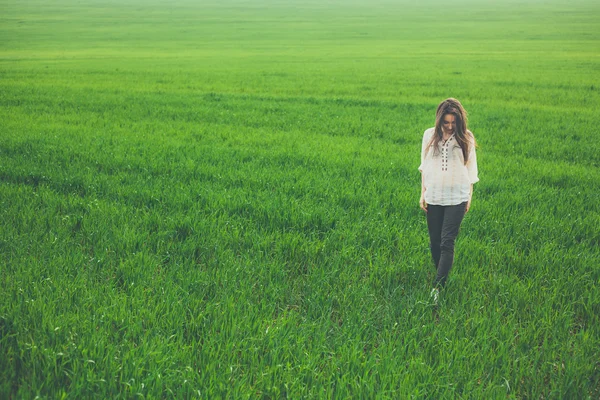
[1,0,599,397]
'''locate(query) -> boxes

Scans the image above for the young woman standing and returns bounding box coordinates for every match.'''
[418,98,479,300]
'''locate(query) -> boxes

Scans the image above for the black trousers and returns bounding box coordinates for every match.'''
[426,201,468,287]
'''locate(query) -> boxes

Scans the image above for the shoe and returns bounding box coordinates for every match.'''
[430,288,439,305]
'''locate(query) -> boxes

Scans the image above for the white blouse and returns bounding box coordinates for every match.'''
[418,127,479,206]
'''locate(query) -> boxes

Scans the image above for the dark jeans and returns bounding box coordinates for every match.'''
[426,202,468,287]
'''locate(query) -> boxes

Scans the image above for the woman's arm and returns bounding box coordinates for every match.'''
[420,172,427,212]
[466,183,473,213]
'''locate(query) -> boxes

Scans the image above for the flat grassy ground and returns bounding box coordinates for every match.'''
[1,0,599,398]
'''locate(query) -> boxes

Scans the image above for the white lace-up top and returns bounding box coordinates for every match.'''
[418,127,479,206]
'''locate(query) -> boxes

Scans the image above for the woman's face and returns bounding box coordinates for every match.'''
[442,114,456,136]
[442,114,456,135]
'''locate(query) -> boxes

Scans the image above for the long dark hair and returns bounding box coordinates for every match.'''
[426,98,474,164]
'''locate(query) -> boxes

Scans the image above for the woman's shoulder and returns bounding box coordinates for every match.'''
[466,129,476,144]
[423,127,435,138]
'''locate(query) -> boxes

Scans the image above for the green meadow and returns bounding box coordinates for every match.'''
[1,0,599,397]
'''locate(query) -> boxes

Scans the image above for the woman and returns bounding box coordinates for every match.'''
[418,98,479,299]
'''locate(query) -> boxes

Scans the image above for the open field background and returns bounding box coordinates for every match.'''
[1,0,599,397]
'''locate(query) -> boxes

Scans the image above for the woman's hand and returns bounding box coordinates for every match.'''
[420,196,428,213]
[465,184,473,213]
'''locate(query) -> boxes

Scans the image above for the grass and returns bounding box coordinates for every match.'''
[1,0,599,398]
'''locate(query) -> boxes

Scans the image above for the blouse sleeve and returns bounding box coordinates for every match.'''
[418,129,432,172]
[466,139,479,184]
